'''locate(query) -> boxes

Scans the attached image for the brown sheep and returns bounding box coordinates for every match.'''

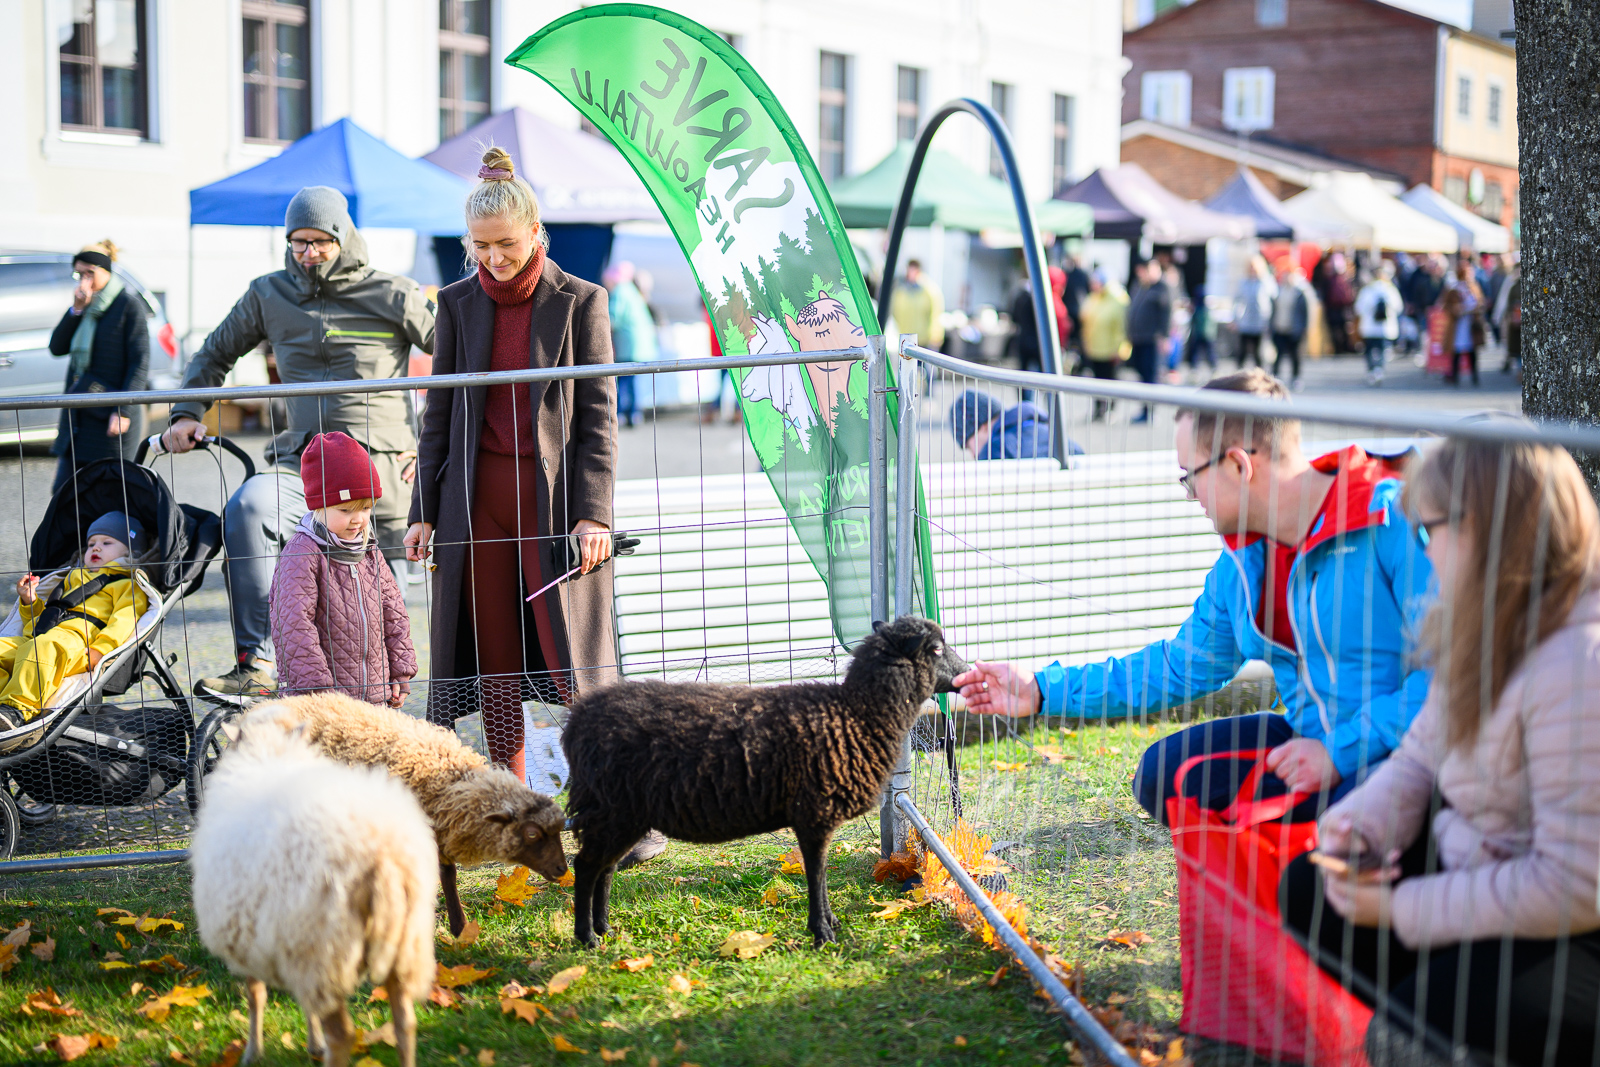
[562,616,967,948]
[245,693,566,936]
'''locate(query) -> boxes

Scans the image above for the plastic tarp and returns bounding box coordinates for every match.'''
[1280,173,1459,252]
[188,118,470,234]
[828,142,1092,235]
[424,107,660,224]
[1399,183,1511,254]
[1054,163,1255,244]
[1203,168,1296,241]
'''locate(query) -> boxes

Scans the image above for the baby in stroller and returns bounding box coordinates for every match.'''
[0,512,148,750]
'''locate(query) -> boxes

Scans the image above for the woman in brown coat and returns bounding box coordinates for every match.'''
[405,147,618,781]
[1439,260,1485,386]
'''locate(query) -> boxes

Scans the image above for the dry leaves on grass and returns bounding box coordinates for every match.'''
[615,955,653,973]
[600,1048,631,1062]
[351,1020,395,1052]
[1103,930,1155,950]
[871,852,918,883]
[552,1035,588,1053]
[138,954,185,973]
[501,997,555,1025]
[20,989,83,1017]
[666,973,704,995]
[441,921,480,949]
[44,1031,118,1061]
[476,1050,496,1066]
[96,960,133,971]
[1032,746,1077,764]
[759,882,798,906]
[717,931,776,959]
[870,896,930,920]
[209,1038,245,1067]
[0,942,19,974]
[111,915,183,935]
[495,866,541,906]
[545,965,588,994]
[435,963,497,988]
[556,871,575,888]
[990,760,1028,773]
[498,980,539,999]
[133,984,211,1023]
[775,848,805,875]
[31,936,56,962]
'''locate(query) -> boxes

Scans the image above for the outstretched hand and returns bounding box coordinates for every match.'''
[953,661,1040,717]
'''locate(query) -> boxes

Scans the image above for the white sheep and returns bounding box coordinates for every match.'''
[190,718,436,1067]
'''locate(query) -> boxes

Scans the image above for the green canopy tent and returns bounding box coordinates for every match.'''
[830,142,1092,235]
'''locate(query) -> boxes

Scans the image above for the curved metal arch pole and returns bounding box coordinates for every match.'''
[877,98,1068,465]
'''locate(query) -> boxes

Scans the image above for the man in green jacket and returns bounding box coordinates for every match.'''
[161,186,434,701]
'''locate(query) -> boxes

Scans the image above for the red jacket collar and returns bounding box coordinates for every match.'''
[1221,445,1403,554]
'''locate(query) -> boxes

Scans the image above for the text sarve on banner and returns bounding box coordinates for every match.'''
[506,5,939,647]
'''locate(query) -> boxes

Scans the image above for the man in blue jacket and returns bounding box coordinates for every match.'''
[954,370,1434,822]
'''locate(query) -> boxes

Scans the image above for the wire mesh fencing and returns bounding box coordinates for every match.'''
[894,343,1600,1066]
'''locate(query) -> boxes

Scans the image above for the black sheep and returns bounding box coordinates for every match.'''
[562,615,968,948]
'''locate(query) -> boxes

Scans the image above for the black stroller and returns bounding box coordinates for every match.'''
[0,437,255,858]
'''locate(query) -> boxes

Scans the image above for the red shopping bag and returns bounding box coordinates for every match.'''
[1167,751,1372,1066]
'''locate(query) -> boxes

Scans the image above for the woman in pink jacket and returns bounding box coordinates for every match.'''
[269,431,416,706]
[1281,431,1600,1066]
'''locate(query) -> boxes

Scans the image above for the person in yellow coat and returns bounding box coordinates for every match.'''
[0,512,147,751]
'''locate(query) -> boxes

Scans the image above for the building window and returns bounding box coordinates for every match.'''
[1051,93,1074,192]
[242,0,311,144]
[1486,81,1502,127]
[1223,67,1275,132]
[988,81,1013,178]
[1482,180,1504,220]
[819,51,849,180]
[896,66,923,143]
[1256,0,1287,26]
[1442,175,1467,205]
[439,0,490,141]
[1140,70,1191,127]
[59,0,149,136]
[1456,74,1472,119]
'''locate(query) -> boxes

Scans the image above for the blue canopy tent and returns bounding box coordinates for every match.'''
[186,118,470,338]
[1203,168,1296,241]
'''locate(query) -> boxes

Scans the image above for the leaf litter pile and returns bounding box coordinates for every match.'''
[1,719,1217,1064]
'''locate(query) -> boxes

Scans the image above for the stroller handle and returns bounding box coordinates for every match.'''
[138,433,257,481]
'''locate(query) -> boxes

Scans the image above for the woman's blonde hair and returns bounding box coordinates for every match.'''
[464,146,548,252]
[77,239,119,263]
[1405,434,1600,749]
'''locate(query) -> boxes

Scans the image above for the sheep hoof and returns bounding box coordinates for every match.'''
[809,924,838,947]
[576,931,603,949]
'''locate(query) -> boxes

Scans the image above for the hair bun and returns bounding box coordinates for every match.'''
[479,146,515,180]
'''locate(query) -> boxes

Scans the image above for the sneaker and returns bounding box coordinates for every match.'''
[195,658,276,704]
[0,703,41,754]
[1292,377,1305,392]
[616,829,668,870]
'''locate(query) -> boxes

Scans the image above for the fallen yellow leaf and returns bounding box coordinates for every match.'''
[1166,1037,1186,1061]
[0,943,16,974]
[759,882,798,906]
[871,897,929,920]
[991,760,1027,773]
[556,871,575,888]
[1104,930,1155,949]
[428,985,462,1009]
[600,1048,631,1062]
[954,1036,968,1047]
[495,866,541,906]
[775,848,805,875]
[3,922,31,949]
[113,916,184,934]
[97,961,133,971]
[545,965,587,994]
[717,931,776,959]
[871,852,919,883]
[95,908,133,918]
[442,920,480,949]
[138,954,185,973]
[1033,746,1077,764]
[133,984,211,1023]
[357,1020,395,1049]
[20,988,82,1017]
[501,997,552,1024]
[31,936,56,962]
[280,1031,296,1049]
[354,1060,384,1067]
[210,1038,245,1067]
[435,963,496,988]
[45,1031,118,1061]
[114,933,129,950]
[666,973,692,994]
[551,1035,587,1054]
[498,980,538,999]
[615,955,653,973]
[477,1050,496,1066]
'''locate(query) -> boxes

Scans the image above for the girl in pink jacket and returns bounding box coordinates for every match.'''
[269,432,416,706]
[1281,433,1600,1067]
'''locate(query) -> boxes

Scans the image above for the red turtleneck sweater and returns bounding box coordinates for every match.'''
[477,247,546,456]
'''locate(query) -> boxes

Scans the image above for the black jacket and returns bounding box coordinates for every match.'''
[48,289,149,423]
[1125,280,1172,345]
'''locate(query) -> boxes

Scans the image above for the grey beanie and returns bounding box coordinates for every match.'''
[86,511,145,552]
[285,186,352,244]
[950,390,1002,446]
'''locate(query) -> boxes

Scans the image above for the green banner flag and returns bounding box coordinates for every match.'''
[508,4,937,647]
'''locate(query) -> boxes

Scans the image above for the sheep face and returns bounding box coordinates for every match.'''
[859,616,970,697]
[483,794,570,883]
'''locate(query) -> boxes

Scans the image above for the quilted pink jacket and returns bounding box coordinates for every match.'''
[269,531,416,702]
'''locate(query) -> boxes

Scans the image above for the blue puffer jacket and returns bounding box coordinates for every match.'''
[1035,446,1436,783]
[976,404,1084,460]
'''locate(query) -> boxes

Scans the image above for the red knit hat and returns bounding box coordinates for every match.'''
[300,431,382,510]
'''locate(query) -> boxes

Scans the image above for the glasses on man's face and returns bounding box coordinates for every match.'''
[1178,448,1256,498]
[288,238,338,253]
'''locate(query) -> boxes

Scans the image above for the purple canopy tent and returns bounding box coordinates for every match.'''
[1055,163,1254,244]
[1204,168,1296,242]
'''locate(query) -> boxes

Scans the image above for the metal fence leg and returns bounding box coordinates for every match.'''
[880,335,919,859]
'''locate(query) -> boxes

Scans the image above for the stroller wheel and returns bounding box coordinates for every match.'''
[186,706,244,816]
[0,788,18,860]
[9,784,56,827]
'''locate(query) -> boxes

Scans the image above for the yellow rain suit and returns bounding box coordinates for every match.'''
[0,562,146,717]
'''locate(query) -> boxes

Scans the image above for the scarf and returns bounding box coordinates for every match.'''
[68,275,124,380]
[295,512,370,565]
[477,243,545,306]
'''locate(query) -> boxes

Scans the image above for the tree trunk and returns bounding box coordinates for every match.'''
[1517,0,1600,488]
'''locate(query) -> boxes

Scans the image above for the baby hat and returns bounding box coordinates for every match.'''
[86,511,144,551]
[950,389,1001,446]
[300,432,382,510]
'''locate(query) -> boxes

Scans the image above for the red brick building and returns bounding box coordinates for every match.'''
[1121,0,1518,230]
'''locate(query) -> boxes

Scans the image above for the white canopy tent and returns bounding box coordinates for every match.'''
[1398,184,1512,254]
[1281,173,1459,253]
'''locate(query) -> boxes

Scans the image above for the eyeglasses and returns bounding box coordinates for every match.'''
[1179,448,1255,497]
[288,237,339,253]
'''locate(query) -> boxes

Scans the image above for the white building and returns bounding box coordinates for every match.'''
[0,0,1123,343]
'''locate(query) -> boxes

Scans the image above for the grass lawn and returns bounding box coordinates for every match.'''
[1,703,1281,1067]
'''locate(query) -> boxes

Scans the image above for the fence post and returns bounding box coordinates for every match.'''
[880,334,921,858]
[867,333,896,858]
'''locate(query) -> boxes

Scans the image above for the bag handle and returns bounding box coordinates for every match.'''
[1170,748,1316,828]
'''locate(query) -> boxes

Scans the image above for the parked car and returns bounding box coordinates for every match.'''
[0,251,178,448]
